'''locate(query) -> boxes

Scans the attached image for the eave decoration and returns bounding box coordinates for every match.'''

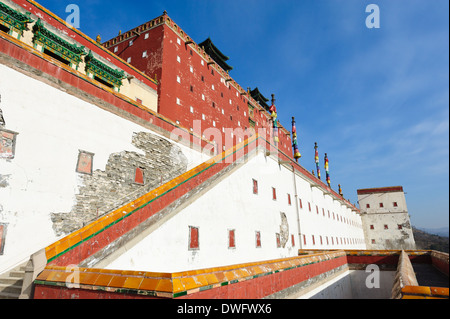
[85,50,126,89]
[0,2,33,35]
[32,18,85,67]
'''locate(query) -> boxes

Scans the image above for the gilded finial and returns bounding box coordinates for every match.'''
[96,34,101,43]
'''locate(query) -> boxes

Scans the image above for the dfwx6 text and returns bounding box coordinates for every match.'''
[222,303,272,314]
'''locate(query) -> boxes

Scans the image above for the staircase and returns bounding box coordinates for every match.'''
[0,262,26,299]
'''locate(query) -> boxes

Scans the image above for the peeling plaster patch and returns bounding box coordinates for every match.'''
[0,174,10,188]
[51,132,188,236]
[280,212,289,248]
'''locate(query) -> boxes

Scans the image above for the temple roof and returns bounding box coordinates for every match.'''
[199,38,233,72]
[250,87,270,109]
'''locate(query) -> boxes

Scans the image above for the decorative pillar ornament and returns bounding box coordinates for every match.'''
[339,184,343,197]
[314,142,321,179]
[269,94,279,144]
[292,117,301,161]
[324,153,330,187]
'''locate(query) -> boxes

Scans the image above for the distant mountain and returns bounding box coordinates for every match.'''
[417,227,449,237]
[412,227,449,253]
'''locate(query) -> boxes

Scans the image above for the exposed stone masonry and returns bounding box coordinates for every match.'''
[51,132,188,236]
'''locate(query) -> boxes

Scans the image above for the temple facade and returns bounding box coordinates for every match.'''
[0,0,437,301]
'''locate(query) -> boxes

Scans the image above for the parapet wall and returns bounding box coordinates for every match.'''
[33,251,348,299]
[391,250,449,299]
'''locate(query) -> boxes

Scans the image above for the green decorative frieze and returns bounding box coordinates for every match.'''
[32,19,85,66]
[85,50,125,88]
[0,2,33,35]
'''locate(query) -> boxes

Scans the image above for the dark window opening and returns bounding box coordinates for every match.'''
[43,49,70,66]
[0,24,10,34]
[94,76,114,88]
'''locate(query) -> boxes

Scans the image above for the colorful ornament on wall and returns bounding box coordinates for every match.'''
[339,184,343,197]
[324,153,330,187]
[314,142,321,179]
[292,117,301,161]
[270,95,278,144]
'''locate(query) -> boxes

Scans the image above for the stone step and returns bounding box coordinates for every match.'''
[0,276,23,286]
[0,291,21,299]
[0,262,27,300]
[8,271,25,278]
[0,282,22,294]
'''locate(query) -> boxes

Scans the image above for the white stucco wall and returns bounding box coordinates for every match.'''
[358,191,416,250]
[105,152,366,273]
[0,63,209,273]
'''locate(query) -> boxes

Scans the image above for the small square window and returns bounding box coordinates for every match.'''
[134,167,144,185]
[256,231,261,248]
[127,57,132,63]
[228,229,236,249]
[0,129,18,159]
[76,150,94,175]
[177,56,181,63]
[145,33,149,39]
[177,38,181,45]
[142,51,148,58]
[114,46,118,53]
[398,224,403,230]
[252,179,258,194]
[366,204,370,208]
[379,203,384,208]
[384,225,389,230]
[129,40,133,46]
[370,225,374,230]
[0,223,7,255]
[190,106,194,113]
[177,75,181,83]
[371,239,376,244]
[276,233,281,248]
[189,226,199,250]
[393,202,398,207]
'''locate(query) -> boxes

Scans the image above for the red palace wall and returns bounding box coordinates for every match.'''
[104,13,293,157]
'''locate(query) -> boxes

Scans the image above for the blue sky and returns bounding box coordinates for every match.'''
[37,0,449,229]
